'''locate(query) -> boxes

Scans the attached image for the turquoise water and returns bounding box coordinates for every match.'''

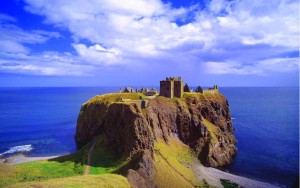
[0,87,298,187]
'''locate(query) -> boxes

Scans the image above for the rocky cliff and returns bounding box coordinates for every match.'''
[75,92,237,187]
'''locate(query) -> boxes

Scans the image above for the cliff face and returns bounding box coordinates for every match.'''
[75,93,236,168]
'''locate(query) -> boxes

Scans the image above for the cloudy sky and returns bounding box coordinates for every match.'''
[0,0,298,87]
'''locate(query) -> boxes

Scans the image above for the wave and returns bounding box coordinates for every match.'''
[231,118,236,120]
[0,144,33,156]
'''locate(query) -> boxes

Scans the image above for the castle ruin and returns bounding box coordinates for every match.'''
[203,85,219,94]
[160,77,184,98]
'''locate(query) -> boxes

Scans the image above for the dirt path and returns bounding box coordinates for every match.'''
[84,142,96,175]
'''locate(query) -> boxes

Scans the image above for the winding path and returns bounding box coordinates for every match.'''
[84,142,96,175]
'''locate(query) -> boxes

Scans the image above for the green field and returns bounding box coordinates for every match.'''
[0,139,131,187]
[6,174,131,188]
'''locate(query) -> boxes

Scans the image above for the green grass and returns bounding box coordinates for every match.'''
[89,142,131,174]
[7,174,131,188]
[0,144,89,187]
[183,92,205,99]
[0,141,85,186]
[202,118,219,143]
[202,92,225,102]
[220,179,241,188]
[153,138,202,188]
[0,160,84,187]
[85,93,146,106]
[0,138,133,187]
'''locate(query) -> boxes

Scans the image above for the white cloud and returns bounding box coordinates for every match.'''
[73,43,122,65]
[205,57,299,75]
[205,61,261,75]
[0,15,93,76]
[0,52,94,76]
[0,16,61,55]
[102,0,164,16]
[0,0,298,77]
[0,14,17,22]
[24,0,212,57]
[213,0,299,48]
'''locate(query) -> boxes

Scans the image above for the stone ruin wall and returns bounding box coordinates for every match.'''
[203,88,219,94]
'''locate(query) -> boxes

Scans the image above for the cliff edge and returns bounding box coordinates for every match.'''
[75,92,237,187]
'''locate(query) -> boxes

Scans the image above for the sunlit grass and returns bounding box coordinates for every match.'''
[183,92,205,99]
[85,93,146,106]
[202,118,219,143]
[6,174,131,188]
[0,144,89,187]
[153,138,202,188]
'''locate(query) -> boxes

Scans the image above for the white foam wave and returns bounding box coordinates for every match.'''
[0,144,33,156]
[231,118,236,120]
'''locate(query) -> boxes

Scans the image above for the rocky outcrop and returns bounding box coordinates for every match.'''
[75,93,236,168]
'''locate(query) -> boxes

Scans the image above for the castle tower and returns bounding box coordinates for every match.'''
[160,78,174,98]
[174,77,183,98]
[213,85,219,91]
[160,76,183,98]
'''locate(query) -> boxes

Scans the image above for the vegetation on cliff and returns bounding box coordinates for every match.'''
[153,138,202,187]
[85,93,146,106]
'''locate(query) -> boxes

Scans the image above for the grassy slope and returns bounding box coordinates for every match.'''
[89,140,131,174]
[0,142,91,187]
[154,138,209,188]
[0,138,214,188]
[0,140,131,187]
[202,118,219,143]
[7,174,131,188]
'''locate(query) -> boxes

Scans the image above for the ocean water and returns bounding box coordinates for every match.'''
[0,87,298,187]
[0,87,116,157]
[220,87,299,187]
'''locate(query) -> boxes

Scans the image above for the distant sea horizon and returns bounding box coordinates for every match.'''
[0,87,298,187]
[0,86,298,88]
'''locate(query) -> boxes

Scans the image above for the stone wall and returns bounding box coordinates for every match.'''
[203,89,219,94]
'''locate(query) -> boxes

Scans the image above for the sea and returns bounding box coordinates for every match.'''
[0,87,298,187]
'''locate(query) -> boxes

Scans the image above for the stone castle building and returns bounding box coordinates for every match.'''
[203,85,219,94]
[160,77,184,98]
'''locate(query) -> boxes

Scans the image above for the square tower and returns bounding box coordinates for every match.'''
[174,77,183,98]
[160,79,174,98]
[160,77,184,98]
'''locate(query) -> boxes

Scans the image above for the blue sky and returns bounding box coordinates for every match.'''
[0,0,298,87]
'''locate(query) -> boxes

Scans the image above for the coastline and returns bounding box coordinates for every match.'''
[0,154,60,165]
[0,154,282,188]
[193,160,282,188]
